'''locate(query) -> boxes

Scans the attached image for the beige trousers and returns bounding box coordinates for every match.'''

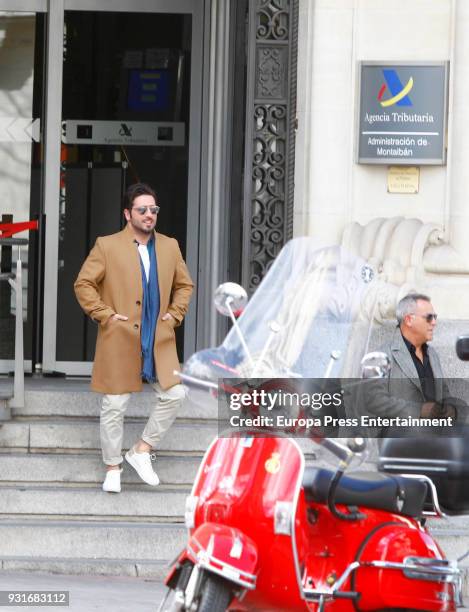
[100,383,185,465]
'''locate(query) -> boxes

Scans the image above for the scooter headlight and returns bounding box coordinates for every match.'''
[274,501,294,535]
[185,495,199,529]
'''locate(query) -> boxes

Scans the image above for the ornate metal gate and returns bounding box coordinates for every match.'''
[242,0,298,291]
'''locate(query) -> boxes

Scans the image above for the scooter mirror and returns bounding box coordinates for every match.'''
[347,437,366,453]
[456,335,469,361]
[214,282,248,317]
[360,351,390,379]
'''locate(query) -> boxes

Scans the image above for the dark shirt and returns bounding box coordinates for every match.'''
[401,334,436,401]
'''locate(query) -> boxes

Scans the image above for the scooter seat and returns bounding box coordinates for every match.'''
[302,468,427,517]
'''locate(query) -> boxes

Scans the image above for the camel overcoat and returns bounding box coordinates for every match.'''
[74,225,194,394]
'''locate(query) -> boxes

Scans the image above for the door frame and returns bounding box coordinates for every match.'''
[0,0,46,9]
[40,0,204,375]
[0,0,46,374]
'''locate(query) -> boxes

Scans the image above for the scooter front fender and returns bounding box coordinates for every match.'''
[163,548,193,588]
[187,522,258,590]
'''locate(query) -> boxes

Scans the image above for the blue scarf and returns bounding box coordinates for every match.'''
[138,237,160,383]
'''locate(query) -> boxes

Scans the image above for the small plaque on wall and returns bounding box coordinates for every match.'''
[387,166,420,193]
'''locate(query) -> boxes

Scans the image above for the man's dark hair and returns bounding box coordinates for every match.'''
[123,183,158,212]
[396,293,431,324]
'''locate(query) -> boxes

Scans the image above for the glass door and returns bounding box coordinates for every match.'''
[0,3,46,374]
[42,0,203,375]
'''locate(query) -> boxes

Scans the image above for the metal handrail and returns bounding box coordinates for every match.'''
[0,237,28,418]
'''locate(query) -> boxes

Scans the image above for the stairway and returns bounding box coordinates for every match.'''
[0,378,217,578]
[1,379,468,597]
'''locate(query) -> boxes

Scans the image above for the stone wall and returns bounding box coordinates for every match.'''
[294,0,469,321]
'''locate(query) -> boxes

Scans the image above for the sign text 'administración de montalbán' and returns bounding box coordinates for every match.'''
[358,62,448,165]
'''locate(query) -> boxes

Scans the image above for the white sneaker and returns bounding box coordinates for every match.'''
[125,448,160,486]
[102,468,122,493]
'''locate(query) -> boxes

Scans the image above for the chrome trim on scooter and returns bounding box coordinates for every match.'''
[388,473,447,518]
[367,557,462,604]
[382,463,447,472]
[184,495,199,529]
[402,556,459,581]
[184,563,201,610]
[176,371,218,390]
[274,501,294,535]
[366,558,460,580]
[284,438,307,602]
[303,561,361,601]
[331,561,361,591]
[188,539,257,590]
[380,456,452,465]
[189,436,221,499]
[303,555,461,603]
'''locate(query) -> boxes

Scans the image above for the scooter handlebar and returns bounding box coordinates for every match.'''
[319,438,352,463]
[174,371,367,465]
[174,370,218,391]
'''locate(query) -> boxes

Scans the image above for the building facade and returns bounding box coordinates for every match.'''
[1,0,468,377]
[294,0,469,327]
[1,0,299,375]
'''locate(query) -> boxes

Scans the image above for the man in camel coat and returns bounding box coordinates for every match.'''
[74,182,193,493]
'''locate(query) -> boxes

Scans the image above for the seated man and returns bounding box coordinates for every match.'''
[345,293,461,437]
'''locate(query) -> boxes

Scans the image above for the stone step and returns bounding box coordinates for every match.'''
[0,485,187,520]
[14,386,217,419]
[428,515,469,565]
[0,453,201,485]
[1,561,469,601]
[431,533,469,564]
[0,420,218,452]
[0,448,396,486]
[5,482,469,530]
[0,519,187,560]
[0,379,12,420]
[0,556,169,579]
[2,523,469,590]
[0,380,13,399]
[0,421,29,447]
[428,515,469,534]
[0,398,10,421]
[426,524,469,593]
[0,418,328,457]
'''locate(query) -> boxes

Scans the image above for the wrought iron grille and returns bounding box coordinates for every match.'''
[242,0,298,291]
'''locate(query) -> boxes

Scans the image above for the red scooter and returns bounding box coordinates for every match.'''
[159,240,462,611]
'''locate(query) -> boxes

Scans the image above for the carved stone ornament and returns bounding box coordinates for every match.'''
[342,216,469,321]
[256,47,288,98]
[256,0,290,41]
[243,0,298,292]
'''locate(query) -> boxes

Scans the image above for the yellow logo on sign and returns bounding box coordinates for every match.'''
[265,452,281,474]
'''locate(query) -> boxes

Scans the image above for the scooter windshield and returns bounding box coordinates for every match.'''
[184,238,376,384]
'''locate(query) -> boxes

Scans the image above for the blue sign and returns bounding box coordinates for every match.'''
[127,70,170,112]
[358,62,448,165]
